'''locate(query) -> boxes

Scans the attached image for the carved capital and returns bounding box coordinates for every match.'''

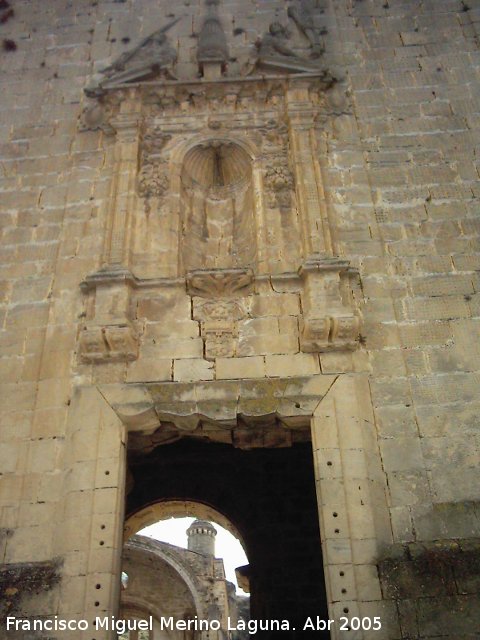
[186,268,254,298]
[78,323,139,364]
[110,114,141,143]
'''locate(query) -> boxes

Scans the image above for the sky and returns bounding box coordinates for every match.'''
[139,517,249,595]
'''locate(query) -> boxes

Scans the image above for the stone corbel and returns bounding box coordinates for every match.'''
[299,255,361,352]
[78,268,139,364]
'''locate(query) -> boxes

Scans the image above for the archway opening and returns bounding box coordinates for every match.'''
[124,437,330,639]
[121,502,250,640]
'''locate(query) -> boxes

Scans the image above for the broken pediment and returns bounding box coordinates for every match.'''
[83,0,333,100]
[86,17,181,96]
[287,0,329,59]
[251,21,325,76]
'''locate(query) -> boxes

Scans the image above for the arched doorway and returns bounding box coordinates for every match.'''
[124,438,330,638]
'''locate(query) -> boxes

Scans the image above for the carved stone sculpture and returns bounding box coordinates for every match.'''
[138,162,169,198]
[254,21,323,73]
[79,101,115,134]
[86,17,180,95]
[256,23,297,59]
[197,0,228,76]
[298,256,361,352]
[287,0,328,58]
[78,324,138,364]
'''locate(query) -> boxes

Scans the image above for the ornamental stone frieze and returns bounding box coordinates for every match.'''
[76,0,362,365]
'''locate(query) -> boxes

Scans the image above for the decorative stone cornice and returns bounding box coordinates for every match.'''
[80,267,137,292]
[298,254,352,275]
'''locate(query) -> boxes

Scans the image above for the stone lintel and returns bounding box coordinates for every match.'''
[99,375,337,434]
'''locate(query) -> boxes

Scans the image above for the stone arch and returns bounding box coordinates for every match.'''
[121,537,206,622]
[124,499,248,555]
[121,594,163,623]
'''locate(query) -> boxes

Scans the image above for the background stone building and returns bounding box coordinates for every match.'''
[0,0,479,639]
[119,521,246,640]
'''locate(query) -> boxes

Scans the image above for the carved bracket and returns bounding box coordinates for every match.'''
[78,268,140,364]
[194,299,244,360]
[299,255,361,352]
[188,269,252,360]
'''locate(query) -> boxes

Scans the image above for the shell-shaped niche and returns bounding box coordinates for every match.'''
[180,141,257,273]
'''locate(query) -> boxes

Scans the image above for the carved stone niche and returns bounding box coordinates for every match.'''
[78,268,139,364]
[298,255,361,352]
[180,141,256,274]
[188,268,253,361]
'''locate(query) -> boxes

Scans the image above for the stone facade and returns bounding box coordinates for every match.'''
[0,0,480,639]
